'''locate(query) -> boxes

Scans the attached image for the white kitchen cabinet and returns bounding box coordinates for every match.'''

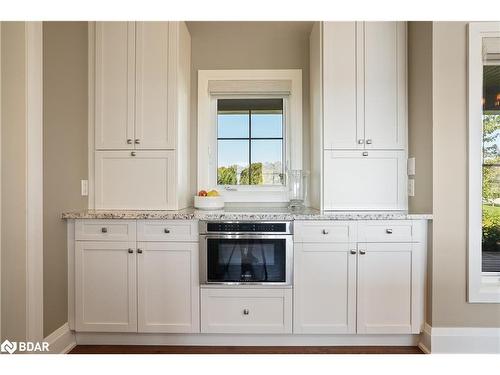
[293,242,356,334]
[323,22,360,149]
[201,288,292,334]
[94,22,135,150]
[89,22,191,210]
[363,22,407,150]
[137,242,199,333]
[323,150,407,211]
[135,22,175,149]
[75,241,137,332]
[94,150,176,210]
[356,242,413,334]
[322,21,406,151]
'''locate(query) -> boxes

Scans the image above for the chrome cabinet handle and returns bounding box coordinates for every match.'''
[359,250,366,255]
[366,139,372,144]
[127,139,132,144]
[350,249,357,255]
[101,227,108,233]
[386,229,393,234]
[362,151,369,156]
[135,139,140,144]
[128,248,134,254]
[322,229,329,235]
[164,228,170,234]
[243,309,250,315]
[137,248,143,254]
[358,139,364,144]
[131,151,136,156]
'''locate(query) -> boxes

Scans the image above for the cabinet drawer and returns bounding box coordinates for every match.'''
[201,288,292,334]
[137,220,198,241]
[358,221,412,242]
[75,220,136,241]
[294,221,355,243]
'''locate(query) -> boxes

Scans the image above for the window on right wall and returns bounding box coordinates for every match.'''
[468,22,500,303]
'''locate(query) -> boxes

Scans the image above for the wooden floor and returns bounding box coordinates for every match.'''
[70,345,424,354]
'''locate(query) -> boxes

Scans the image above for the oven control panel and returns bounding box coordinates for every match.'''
[204,222,292,234]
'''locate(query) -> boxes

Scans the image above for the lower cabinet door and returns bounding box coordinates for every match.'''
[75,241,137,332]
[201,288,292,334]
[357,242,412,334]
[293,242,357,334]
[137,242,199,333]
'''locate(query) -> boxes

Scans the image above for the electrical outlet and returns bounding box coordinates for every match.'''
[408,179,415,197]
[407,157,416,176]
[81,180,88,196]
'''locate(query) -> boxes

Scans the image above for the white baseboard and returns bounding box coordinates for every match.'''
[75,332,419,347]
[419,323,500,353]
[45,323,76,354]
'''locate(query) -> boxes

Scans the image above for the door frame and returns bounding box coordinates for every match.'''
[25,21,44,341]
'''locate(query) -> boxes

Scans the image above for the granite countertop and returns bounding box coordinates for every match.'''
[62,207,432,221]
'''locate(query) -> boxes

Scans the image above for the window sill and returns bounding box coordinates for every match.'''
[469,275,500,303]
[219,189,289,203]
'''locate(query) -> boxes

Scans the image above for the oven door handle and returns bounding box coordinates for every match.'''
[199,234,292,240]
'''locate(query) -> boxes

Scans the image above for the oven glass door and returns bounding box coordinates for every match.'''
[206,237,287,283]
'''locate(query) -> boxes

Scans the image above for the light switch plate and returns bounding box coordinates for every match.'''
[81,180,88,196]
[407,157,416,176]
[408,179,415,197]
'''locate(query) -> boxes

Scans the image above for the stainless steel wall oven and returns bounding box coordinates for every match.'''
[199,221,293,286]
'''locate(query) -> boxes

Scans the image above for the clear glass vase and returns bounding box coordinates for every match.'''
[287,170,308,210]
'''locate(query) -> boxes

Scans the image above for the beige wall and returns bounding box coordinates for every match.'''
[187,22,312,201]
[432,21,500,327]
[43,22,88,336]
[1,22,28,341]
[408,22,433,214]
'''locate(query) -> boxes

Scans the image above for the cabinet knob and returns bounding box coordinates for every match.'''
[366,139,372,144]
[137,248,143,254]
[127,139,132,144]
[362,151,369,157]
[164,228,170,234]
[322,229,329,235]
[128,248,134,254]
[386,228,393,234]
[358,139,364,144]
[101,227,108,233]
[131,151,136,157]
[135,139,140,144]
[350,249,357,255]
[243,308,250,315]
[359,250,366,255]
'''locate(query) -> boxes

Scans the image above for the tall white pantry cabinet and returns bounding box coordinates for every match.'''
[310,22,408,211]
[89,22,191,210]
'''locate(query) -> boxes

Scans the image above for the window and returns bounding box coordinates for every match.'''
[197,69,302,203]
[217,99,285,187]
[468,22,500,303]
[481,65,500,273]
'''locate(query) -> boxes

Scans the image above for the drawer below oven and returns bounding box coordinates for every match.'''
[201,288,292,334]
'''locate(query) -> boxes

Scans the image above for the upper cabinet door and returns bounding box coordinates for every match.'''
[363,22,407,150]
[135,22,175,149]
[323,22,362,149]
[94,22,135,150]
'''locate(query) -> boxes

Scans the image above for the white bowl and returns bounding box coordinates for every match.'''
[194,195,224,210]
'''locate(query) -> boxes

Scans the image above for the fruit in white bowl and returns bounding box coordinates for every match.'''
[194,189,224,210]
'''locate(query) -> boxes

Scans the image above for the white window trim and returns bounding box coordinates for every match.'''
[197,69,302,203]
[468,22,500,303]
